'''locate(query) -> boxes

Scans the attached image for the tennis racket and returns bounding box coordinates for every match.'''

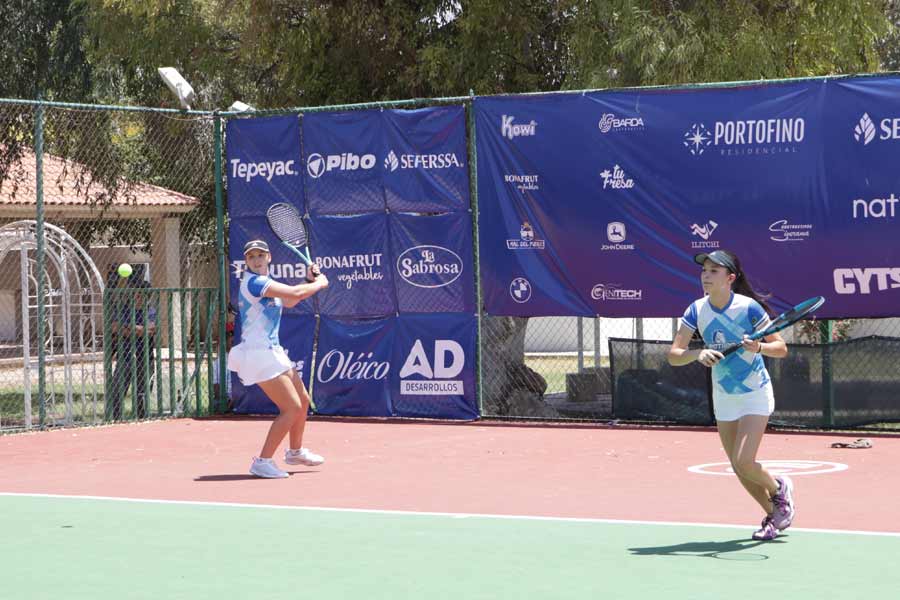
[266,202,312,265]
[720,295,825,357]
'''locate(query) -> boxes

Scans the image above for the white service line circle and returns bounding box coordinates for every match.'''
[688,460,848,476]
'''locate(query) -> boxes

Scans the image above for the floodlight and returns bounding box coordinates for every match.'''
[228,101,256,112]
[157,67,196,110]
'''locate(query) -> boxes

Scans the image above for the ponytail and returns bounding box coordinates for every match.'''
[721,250,773,315]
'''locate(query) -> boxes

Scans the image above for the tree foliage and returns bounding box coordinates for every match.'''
[0,0,92,101]
[0,1,892,107]
[564,0,891,90]
[0,1,894,249]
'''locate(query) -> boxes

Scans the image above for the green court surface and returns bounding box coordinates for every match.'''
[3,494,896,599]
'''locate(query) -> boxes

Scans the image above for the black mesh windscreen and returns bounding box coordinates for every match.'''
[609,338,712,425]
[609,336,900,428]
[769,336,900,428]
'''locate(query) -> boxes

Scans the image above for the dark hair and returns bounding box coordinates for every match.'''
[718,250,772,315]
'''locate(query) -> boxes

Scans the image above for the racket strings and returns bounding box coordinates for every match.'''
[267,204,308,246]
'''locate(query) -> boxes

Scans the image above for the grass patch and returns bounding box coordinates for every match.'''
[525,354,609,394]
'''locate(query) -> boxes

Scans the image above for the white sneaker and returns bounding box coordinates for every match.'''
[249,457,289,479]
[284,447,325,466]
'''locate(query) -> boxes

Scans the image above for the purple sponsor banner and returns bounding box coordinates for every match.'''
[390,212,475,313]
[308,213,396,317]
[476,76,900,318]
[312,316,394,417]
[225,115,303,218]
[303,110,384,214]
[391,313,478,419]
[383,106,470,212]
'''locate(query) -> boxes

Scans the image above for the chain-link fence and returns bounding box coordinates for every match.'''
[3,96,899,432]
[482,315,900,428]
[0,99,225,431]
[481,316,679,420]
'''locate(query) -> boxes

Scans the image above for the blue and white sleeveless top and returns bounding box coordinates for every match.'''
[237,271,282,349]
[680,292,772,395]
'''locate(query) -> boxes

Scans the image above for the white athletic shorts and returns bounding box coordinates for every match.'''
[712,382,775,422]
[227,343,292,386]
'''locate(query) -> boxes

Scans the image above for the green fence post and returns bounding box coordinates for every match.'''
[206,289,214,413]
[129,289,137,419]
[214,113,228,414]
[141,287,151,419]
[168,292,175,415]
[155,290,163,417]
[181,289,188,414]
[821,319,834,427]
[466,90,483,416]
[103,289,112,420]
[35,98,46,428]
[193,290,202,417]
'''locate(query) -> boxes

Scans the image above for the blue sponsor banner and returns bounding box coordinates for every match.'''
[225,115,303,218]
[475,78,900,318]
[228,216,315,316]
[820,77,900,317]
[390,213,475,313]
[309,213,396,317]
[391,313,478,419]
[313,316,394,417]
[232,314,316,414]
[384,106,470,212]
[303,110,384,214]
[474,94,599,316]
[582,81,824,317]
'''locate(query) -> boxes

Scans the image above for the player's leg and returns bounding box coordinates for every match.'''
[731,415,779,493]
[285,369,324,466]
[734,414,794,529]
[717,419,773,513]
[256,370,304,458]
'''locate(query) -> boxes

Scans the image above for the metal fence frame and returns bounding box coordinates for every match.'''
[4,77,900,431]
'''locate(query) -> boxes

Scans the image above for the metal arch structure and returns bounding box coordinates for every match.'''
[0,220,105,429]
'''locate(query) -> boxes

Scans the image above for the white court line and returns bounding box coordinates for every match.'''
[2,491,899,538]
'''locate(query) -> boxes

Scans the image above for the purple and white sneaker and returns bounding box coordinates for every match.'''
[752,515,778,541]
[771,475,795,530]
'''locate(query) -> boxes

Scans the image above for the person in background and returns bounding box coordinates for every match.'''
[109,279,156,420]
[213,321,235,410]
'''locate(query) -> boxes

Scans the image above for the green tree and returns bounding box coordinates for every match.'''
[877,0,900,69]
[0,0,94,194]
[77,1,572,107]
[564,0,891,90]
[0,0,93,100]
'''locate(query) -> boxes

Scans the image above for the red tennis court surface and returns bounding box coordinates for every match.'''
[1,417,896,532]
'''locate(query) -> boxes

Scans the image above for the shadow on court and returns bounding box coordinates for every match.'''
[194,471,319,481]
[194,474,261,481]
[629,537,787,560]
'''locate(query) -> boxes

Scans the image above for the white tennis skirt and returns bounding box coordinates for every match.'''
[227,343,292,386]
[712,382,775,422]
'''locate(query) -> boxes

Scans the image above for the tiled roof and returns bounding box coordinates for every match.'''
[0,150,200,209]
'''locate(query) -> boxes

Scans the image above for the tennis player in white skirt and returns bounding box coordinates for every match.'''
[668,250,795,541]
[229,239,329,478]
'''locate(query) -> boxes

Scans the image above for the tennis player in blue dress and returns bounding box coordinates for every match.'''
[228,240,329,478]
[668,250,795,540]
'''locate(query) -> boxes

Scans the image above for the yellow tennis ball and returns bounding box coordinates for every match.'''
[117,263,133,278]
